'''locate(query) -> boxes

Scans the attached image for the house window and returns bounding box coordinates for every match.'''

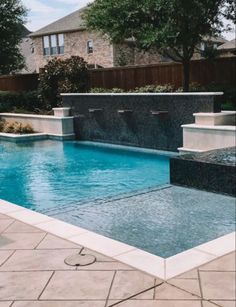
[87,40,93,54]
[43,34,64,56]
[58,34,64,54]
[43,36,50,55]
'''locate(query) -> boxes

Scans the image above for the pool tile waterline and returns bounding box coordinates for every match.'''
[0,199,235,280]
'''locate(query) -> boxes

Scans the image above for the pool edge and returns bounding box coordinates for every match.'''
[0,198,235,280]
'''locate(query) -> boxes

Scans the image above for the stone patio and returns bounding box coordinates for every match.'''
[0,213,235,307]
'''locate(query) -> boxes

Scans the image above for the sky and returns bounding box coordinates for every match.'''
[22,0,92,31]
[23,0,235,40]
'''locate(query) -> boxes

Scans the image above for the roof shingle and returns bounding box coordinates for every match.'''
[29,8,86,37]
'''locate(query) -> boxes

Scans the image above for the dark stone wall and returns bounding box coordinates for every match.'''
[170,147,236,196]
[62,93,222,151]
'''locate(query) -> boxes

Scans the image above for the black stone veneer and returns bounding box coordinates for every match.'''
[62,93,222,151]
[170,147,236,196]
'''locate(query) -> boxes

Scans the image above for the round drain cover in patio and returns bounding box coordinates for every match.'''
[65,253,96,267]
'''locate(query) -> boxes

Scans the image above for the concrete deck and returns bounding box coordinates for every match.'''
[0,214,235,307]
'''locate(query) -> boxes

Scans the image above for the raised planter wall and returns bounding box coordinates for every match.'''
[0,112,75,139]
[62,93,222,151]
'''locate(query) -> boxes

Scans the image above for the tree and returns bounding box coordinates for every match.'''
[38,57,90,107]
[85,0,235,91]
[0,0,27,74]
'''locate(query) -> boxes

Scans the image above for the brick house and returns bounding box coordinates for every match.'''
[217,39,236,57]
[29,7,227,72]
[29,7,175,72]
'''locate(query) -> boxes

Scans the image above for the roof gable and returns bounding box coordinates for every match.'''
[29,8,86,37]
[217,39,236,50]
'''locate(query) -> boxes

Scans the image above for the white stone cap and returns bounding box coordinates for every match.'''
[0,113,73,120]
[193,111,236,117]
[222,111,236,114]
[182,123,236,131]
[61,92,224,96]
[52,107,71,110]
[178,147,205,153]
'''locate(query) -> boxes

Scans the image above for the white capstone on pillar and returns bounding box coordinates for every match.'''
[53,107,71,117]
[178,111,236,154]
[193,111,236,126]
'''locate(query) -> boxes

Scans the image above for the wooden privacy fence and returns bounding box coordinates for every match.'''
[90,57,236,90]
[0,57,235,92]
[0,73,39,91]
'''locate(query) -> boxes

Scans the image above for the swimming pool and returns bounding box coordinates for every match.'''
[0,140,170,211]
[0,140,235,257]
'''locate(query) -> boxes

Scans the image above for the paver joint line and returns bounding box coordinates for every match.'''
[37,271,55,300]
[107,281,164,307]
[105,271,117,307]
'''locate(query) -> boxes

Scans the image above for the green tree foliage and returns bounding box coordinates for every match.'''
[38,56,90,107]
[85,0,235,91]
[0,0,27,74]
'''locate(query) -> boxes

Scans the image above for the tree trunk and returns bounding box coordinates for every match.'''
[182,59,190,92]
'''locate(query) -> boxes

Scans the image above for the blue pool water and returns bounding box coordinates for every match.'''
[0,140,235,257]
[0,140,170,211]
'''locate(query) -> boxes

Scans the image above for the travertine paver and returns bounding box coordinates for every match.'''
[0,250,14,266]
[36,233,81,249]
[4,220,43,233]
[41,271,115,300]
[211,301,236,307]
[108,301,202,307]
[200,271,236,300]
[168,278,201,296]
[0,271,53,300]
[12,302,106,307]
[154,283,199,299]
[109,271,158,300]
[0,232,46,249]
[0,216,235,307]
[0,302,12,307]
[0,249,82,271]
[0,219,14,232]
[0,214,10,219]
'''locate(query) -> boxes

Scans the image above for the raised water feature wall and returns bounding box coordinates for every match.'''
[62,93,222,151]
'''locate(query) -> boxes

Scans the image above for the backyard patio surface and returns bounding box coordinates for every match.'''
[0,213,235,307]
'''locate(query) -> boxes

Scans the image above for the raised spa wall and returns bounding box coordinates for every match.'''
[62,93,222,151]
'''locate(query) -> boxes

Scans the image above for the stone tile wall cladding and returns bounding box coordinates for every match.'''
[33,30,114,72]
[62,93,221,151]
[170,147,236,196]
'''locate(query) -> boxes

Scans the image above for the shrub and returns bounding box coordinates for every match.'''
[205,82,236,110]
[177,82,206,92]
[179,82,236,110]
[0,120,34,134]
[90,84,174,93]
[18,123,34,134]
[0,90,45,113]
[0,119,5,132]
[90,87,124,93]
[132,84,174,93]
[38,56,90,107]
[2,121,15,133]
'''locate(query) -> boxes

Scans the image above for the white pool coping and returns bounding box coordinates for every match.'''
[0,199,235,280]
[0,132,75,141]
[61,92,224,96]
